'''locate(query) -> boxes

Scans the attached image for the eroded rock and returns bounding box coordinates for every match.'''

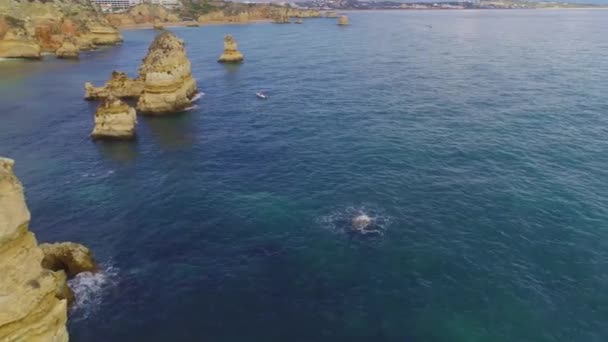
[90,96,137,140]
[55,37,79,59]
[218,34,244,63]
[136,31,198,114]
[40,242,98,278]
[0,157,68,341]
[338,15,349,26]
[85,71,144,100]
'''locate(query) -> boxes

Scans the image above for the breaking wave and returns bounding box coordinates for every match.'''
[68,262,118,321]
[190,92,205,102]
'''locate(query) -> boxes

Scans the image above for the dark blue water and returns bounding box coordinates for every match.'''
[1,9,608,342]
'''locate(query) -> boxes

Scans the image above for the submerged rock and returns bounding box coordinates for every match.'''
[90,96,137,140]
[0,157,68,341]
[338,15,349,26]
[136,31,198,114]
[352,214,372,230]
[40,242,98,278]
[85,71,144,100]
[218,34,244,63]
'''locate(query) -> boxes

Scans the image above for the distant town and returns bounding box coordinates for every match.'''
[94,0,604,13]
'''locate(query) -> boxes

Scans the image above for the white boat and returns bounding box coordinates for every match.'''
[256,92,267,99]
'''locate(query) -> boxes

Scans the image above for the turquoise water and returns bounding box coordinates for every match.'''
[1,9,608,341]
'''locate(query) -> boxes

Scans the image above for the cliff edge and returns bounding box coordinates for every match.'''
[0,158,99,341]
[0,158,68,341]
[0,0,122,59]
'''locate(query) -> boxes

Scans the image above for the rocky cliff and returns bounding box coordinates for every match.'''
[0,158,68,341]
[136,31,197,114]
[0,0,121,59]
[197,5,320,24]
[91,96,137,140]
[217,34,243,63]
[0,158,100,341]
[106,4,180,27]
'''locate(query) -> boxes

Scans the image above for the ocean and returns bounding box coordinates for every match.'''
[1,9,607,341]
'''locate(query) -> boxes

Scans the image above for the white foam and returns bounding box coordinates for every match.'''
[184,104,198,111]
[68,262,118,321]
[318,205,390,236]
[190,92,204,102]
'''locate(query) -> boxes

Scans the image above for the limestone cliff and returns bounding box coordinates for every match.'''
[338,15,349,26]
[106,4,180,27]
[85,71,144,100]
[0,0,121,58]
[197,6,320,24]
[217,34,243,63]
[55,37,79,59]
[91,96,137,140]
[136,31,197,114]
[0,158,68,342]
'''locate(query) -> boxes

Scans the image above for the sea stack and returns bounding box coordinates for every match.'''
[136,31,198,114]
[91,96,137,139]
[0,157,98,341]
[338,15,349,26]
[218,34,244,63]
[85,71,144,100]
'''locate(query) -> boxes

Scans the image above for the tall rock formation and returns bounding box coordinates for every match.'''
[0,158,68,341]
[136,31,198,114]
[0,158,99,341]
[338,15,349,26]
[217,34,243,63]
[0,0,122,59]
[85,71,144,100]
[91,96,137,140]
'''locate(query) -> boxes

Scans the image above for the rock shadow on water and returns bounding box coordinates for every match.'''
[94,139,138,164]
[141,113,197,150]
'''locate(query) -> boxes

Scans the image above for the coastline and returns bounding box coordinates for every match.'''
[118,19,272,31]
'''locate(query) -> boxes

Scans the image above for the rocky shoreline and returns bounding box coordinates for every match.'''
[0,158,98,341]
[0,0,122,59]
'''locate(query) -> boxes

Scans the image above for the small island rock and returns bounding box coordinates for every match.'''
[218,34,244,63]
[90,96,137,140]
[338,15,349,26]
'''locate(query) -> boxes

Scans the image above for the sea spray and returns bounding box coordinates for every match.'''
[68,262,118,321]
